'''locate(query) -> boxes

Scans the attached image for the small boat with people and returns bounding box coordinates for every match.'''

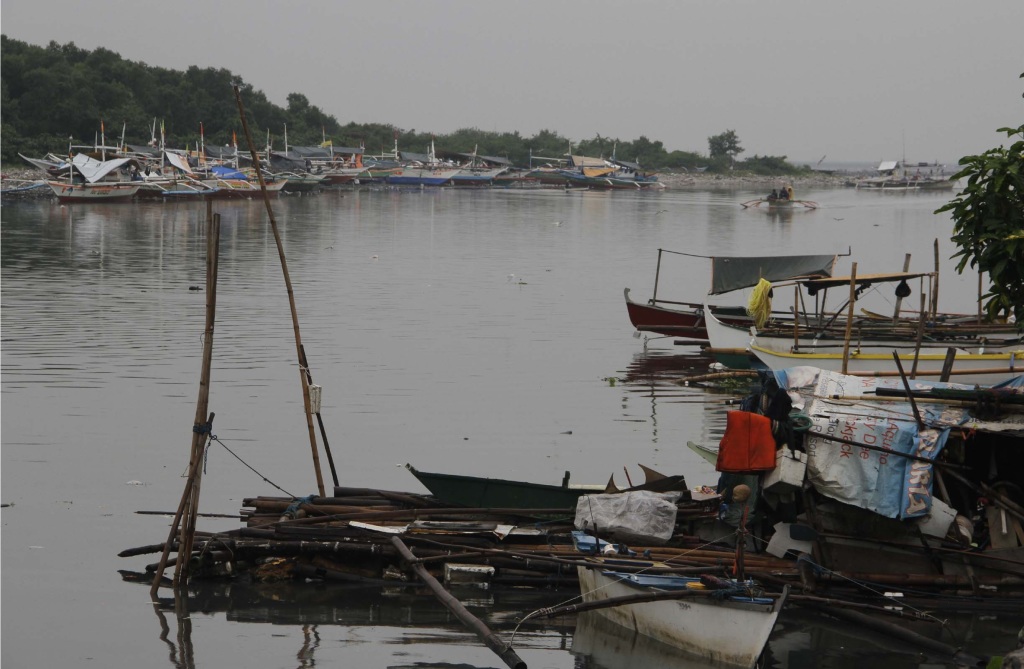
[741,184,818,209]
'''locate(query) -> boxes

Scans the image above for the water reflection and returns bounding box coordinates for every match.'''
[572,612,720,669]
[144,580,576,668]
[618,347,748,456]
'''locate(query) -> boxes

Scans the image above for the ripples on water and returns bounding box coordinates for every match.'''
[3,187,1016,668]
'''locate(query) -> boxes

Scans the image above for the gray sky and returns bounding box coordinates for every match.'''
[3,0,1022,164]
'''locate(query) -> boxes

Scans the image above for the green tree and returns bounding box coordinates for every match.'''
[708,130,743,161]
[936,120,1024,326]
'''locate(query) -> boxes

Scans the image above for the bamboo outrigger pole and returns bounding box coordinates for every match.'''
[232,85,326,497]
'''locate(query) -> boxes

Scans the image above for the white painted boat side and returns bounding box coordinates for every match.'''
[577,568,779,669]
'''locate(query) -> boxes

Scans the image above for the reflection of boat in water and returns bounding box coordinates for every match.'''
[574,606,1020,669]
[572,611,724,669]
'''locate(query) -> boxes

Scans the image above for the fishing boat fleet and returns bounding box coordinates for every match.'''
[14,123,664,203]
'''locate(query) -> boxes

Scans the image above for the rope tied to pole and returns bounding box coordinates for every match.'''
[210,434,295,497]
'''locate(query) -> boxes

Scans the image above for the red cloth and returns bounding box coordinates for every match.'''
[716,411,777,472]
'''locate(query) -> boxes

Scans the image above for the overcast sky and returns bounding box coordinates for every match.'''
[3,0,1022,164]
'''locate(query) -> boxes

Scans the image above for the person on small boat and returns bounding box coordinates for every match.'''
[769,188,779,200]
[785,185,795,200]
[777,186,789,200]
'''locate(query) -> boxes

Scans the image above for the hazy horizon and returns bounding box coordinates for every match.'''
[2,0,1022,164]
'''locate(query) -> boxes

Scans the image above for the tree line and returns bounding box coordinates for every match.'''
[1,36,810,174]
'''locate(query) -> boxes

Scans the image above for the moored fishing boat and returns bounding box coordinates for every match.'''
[406,463,689,511]
[572,532,787,668]
[385,166,461,186]
[702,270,1023,384]
[625,249,839,340]
[45,153,146,203]
[47,180,142,203]
[274,171,327,193]
[854,160,957,191]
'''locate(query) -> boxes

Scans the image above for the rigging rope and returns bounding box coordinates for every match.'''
[210,434,295,497]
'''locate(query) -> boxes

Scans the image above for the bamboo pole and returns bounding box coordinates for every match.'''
[149,413,214,596]
[909,291,926,379]
[391,536,526,669]
[152,209,221,595]
[299,345,339,487]
[652,248,663,303]
[175,209,223,586]
[793,285,800,351]
[841,263,857,374]
[892,351,925,429]
[233,85,326,498]
[892,253,912,324]
[932,238,940,318]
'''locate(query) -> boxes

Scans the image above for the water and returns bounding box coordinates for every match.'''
[2,186,1019,668]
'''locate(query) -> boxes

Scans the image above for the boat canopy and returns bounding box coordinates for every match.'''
[568,154,608,168]
[710,254,837,295]
[210,165,247,180]
[797,271,933,291]
[876,160,899,172]
[70,153,141,183]
[164,151,193,174]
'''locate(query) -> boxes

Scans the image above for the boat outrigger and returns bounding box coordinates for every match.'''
[741,184,818,209]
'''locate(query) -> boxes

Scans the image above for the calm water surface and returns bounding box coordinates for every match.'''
[2,186,1019,667]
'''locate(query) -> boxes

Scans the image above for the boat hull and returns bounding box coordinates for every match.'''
[48,181,141,203]
[749,343,1024,385]
[386,168,461,186]
[407,465,600,509]
[577,568,782,669]
[200,179,285,199]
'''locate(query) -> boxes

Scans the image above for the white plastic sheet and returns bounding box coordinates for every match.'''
[574,491,682,545]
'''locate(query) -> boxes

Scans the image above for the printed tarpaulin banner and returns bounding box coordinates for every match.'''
[804,415,948,519]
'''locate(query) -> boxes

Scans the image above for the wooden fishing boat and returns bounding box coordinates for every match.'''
[47,180,142,203]
[624,250,838,340]
[702,271,1024,384]
[740,197,818,209]
[385,166,461,186]
[275,171,327,193]
[574,533,787,668]
[406,463,688,510]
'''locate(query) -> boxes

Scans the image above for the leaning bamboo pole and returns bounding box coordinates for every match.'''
[232,85,326,498]
[840,263,858,374]
[151,208,221,595]
[391,536,526,669]
[177,214,222,584]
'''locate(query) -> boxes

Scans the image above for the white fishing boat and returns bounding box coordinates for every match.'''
[48,180,142,203]
[574,549,786,668]
[45,153,145,203]
[702,268,1023,384]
